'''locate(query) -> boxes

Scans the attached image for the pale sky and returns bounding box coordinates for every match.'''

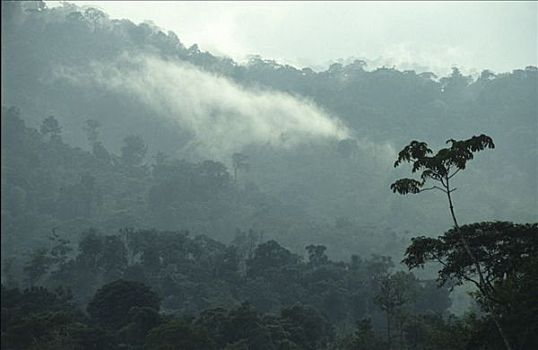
[47,1,537,74]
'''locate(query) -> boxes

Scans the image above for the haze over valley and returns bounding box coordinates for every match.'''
[1,2,537,349]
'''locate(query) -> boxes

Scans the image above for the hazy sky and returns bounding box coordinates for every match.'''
[48,1,537,74]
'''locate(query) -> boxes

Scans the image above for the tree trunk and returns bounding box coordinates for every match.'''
[387,310,392,350]
[445,178,513,350]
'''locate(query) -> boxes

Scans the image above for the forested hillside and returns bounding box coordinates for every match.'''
[1,1,537,349]
[2,1,536,238]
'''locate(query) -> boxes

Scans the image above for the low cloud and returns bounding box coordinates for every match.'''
[54,53,350,159]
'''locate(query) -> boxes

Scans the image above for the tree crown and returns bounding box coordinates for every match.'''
[391,134,494,194]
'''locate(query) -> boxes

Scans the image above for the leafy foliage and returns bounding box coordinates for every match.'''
[391,134,495,194]
[403,222,538,349]
[87,280,160,329]
[1,2,537,349]
[404,222,538,287]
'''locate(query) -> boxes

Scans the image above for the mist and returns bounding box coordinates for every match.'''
[2,2,537,349]
[54,53,350,160]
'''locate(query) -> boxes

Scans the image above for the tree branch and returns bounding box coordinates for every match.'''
[430,253,448,268]
[460,274,483,292]
[448,168,461,179]
[419,186,447,194]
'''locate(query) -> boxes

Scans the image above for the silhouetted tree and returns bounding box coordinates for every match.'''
[404,222,538,349]
[391,134,514,350]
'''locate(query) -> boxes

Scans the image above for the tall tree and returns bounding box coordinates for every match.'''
[231,152,249,184]
[374,271,417,349]
[403,222,538,349]
[390,134,514,350]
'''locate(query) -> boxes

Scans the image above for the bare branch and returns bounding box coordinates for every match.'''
[460,274,482,291]
[430,252,448,268]
[419,186,447,194]
[448,168,461,179]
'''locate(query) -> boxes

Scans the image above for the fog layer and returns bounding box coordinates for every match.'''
[55,54,349,159]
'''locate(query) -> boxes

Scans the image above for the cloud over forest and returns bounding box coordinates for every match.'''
[54,54,351,159]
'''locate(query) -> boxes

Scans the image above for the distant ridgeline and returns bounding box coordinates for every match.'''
[1,0,537,269]
[2,2,538,349]
[2,0,536,233]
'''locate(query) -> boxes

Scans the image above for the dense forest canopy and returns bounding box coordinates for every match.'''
[1,1,537,349]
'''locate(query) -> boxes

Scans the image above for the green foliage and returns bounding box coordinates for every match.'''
[3,0,537,249]
[3,221,533,350]
[351,318,387,350]
[280,304,334,349]
[246,240,301,279]
[7,227,458,347]
[119,306,162,347]
[391,134,495,194]
[373,271,420,347]
[404,222,537,287]
[1,285,75,319]
[87,280,160,329]
[1,3,537,349]
[392,133,527,350]
[0,285,118,350]
[144,320,215,350]
[403,222,538,349]
[403,313,471,350]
